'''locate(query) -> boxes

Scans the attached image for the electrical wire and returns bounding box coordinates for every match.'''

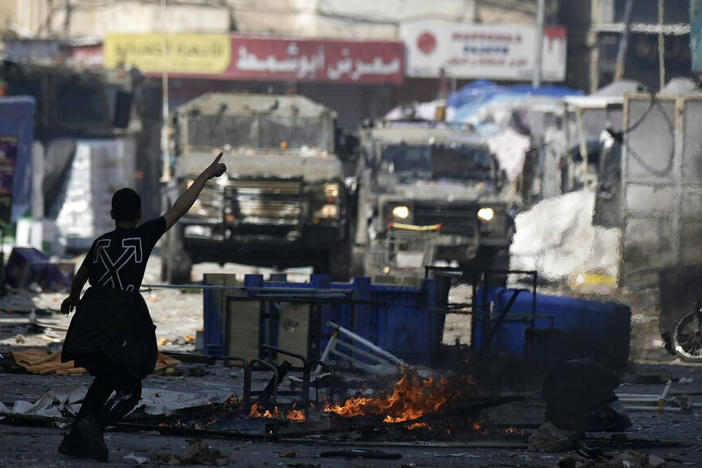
[608,88,675,178]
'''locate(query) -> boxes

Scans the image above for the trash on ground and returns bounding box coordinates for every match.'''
[124,453,149,464]
[7,348,180,375]
[0,384,84,418]
[319,449,402,460]
[528,422,572,452]
[150,439,229,465]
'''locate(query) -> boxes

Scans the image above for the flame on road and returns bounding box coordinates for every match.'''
[324,368,471,423]
[248,402,307,421]
[249,402,280,419]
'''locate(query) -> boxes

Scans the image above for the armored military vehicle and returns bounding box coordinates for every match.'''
[162,93,351,282]
[355,120,514,278]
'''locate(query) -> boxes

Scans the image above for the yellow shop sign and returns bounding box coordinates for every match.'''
[104,34,231,74]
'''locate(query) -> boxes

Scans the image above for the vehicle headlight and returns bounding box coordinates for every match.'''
[477,207,495,222]
[392,205,410,219]
[323,182,340,201]
[184,225,212,237]
[315,204,338,218]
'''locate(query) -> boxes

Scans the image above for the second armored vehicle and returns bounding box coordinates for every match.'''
[355,121,514,278]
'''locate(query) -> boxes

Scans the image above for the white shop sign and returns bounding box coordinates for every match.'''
[400,21,567,81]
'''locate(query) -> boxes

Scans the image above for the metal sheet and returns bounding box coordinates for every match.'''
[620,95,702,285]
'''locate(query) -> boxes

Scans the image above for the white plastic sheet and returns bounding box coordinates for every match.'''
[510,190,621,282]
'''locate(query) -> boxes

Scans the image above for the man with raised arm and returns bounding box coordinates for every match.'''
[57,153,226,462]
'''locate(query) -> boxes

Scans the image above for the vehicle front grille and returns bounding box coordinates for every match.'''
[224,179,304,226]
[413,202,478,236]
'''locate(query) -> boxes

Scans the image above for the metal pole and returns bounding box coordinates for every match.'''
[658,0,666,90]
[63,0,71,37]
[532,0,545,88]
[614,0,635,81]
[160,0,171,183]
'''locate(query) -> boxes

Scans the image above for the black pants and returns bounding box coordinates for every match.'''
[75,357,142,428]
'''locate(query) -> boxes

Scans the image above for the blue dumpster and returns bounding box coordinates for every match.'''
[203,274,444,366]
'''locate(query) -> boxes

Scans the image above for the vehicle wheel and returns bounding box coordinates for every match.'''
[673,308,702,361]
[162,225,192,284]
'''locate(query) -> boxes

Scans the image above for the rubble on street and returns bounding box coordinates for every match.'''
[0,257,700,467]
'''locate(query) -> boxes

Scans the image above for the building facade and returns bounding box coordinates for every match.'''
[561,0,692,93]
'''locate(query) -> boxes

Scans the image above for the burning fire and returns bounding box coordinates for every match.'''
[248,402,307,421]
[407,422,431,430]
[249,403,280,419]
[324,368,470,423]
[286,404,306,422]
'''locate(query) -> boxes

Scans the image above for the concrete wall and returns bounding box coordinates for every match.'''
[230,0,476,39]
[0,0,565,42]
[0,0,231,39]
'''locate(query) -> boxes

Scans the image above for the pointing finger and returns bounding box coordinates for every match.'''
[213,152,223,164]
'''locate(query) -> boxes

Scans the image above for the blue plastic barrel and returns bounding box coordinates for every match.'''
[202,285,225,357]
[475,287,631,369]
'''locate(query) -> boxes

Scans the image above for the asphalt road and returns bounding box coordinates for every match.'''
[1,256,702,466]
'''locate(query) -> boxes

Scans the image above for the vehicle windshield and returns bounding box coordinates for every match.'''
[380,143,491,180]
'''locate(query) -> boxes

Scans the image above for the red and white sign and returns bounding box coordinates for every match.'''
[227,36,404,84]
[64,36,405,84]
[400,21,567,81]
[70,45,105,67]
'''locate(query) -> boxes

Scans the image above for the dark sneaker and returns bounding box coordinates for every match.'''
[77,415,109,462]
[57,430,89,458]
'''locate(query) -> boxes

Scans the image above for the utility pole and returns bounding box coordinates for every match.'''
[160,0,171,183]
[658,0,666,90]
[613,0,634,81]
[63,0,72,37]
[532,0,545,88]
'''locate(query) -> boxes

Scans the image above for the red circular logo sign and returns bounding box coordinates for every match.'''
[417,31,437,55]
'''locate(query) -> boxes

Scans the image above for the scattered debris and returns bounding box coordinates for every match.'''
[611,450,666,468]
[0,385,84,418]
[319,449,402,460]
[7,348,180,375]
[557,450,667,468]
[528,422,572,452]
[150,439,229,465]
[320,322,405,375]
[124,452,149,464]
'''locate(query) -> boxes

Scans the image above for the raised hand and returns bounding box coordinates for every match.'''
[205,152,226,179]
